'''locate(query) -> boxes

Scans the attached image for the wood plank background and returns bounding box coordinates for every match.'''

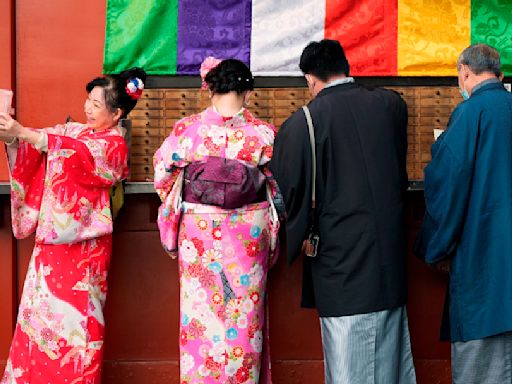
[127,87,460,182]
[0,192,451,383]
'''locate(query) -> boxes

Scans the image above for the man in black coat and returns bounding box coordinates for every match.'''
[270,39,416,384]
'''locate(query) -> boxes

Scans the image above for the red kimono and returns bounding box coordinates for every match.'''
[1,122,128,384]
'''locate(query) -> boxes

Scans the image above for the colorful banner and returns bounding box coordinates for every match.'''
[398,0,470,76]
[471,0,512,76]
[250,1,325,76]
[103,0,512,77]
[177,0,251,75]
[104,0,178,74]
[325,0,398,76]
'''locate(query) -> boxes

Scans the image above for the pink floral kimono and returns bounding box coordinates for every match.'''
[154,107,282,383]
[1,123,128,384]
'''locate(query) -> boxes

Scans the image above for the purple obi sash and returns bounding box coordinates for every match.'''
[183,157,266,209]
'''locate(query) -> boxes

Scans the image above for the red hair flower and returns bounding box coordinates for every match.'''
[125,77,144,100]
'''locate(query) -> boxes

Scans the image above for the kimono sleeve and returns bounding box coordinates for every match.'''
[414,105,478,264]
[9,142,47,238]
[7,124,80,238]
[153,121,191,253]
[153,121,189,202]
[47,133,128,188]
[44,123,68,135]
[6,124,67,171]
[261,164,285,220]
[259,137,285,267]
[269,110,312,264]
[257,122,286,220]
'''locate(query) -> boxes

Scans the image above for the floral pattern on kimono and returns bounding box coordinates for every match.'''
[154,107,283,383]
[1,122,128,384]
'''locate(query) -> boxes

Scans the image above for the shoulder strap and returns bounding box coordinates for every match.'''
[302,106,316,208]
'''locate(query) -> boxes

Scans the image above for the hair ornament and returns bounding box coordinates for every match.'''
[200,56,222,90]
[125,77,144,100]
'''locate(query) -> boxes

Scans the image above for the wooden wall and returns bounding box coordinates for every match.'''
[0,192,451,383]
[0,0,14,181]
[127,87,460,182]
[0,0,15,372]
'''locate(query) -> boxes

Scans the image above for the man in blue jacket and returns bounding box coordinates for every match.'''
[415,44,512,384]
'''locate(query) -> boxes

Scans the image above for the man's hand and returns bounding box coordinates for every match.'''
[433,260,451,274]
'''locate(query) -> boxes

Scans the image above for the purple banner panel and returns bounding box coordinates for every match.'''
[177,0,252,75]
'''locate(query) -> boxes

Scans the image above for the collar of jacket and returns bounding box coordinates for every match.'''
[316,82,358,98]
[471,78,506,97]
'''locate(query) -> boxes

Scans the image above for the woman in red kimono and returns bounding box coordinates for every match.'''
[0,67,146,384]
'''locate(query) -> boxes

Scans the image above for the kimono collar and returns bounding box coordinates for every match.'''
[79,123,123,139]
[207,106,247,124]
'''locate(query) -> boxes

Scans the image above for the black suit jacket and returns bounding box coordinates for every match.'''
[270,82,408,316]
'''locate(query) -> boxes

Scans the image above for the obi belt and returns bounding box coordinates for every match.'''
[183,157,266,209]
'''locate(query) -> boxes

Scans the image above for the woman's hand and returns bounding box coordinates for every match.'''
[0,130,14,143]
[0,112,22,136]
[166,250,178,259]
[0,112,42,145]
[0,112,20,143]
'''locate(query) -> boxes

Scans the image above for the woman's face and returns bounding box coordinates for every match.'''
[84,86,121,131]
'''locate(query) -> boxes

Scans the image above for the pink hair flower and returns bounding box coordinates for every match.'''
[200,56,222,90]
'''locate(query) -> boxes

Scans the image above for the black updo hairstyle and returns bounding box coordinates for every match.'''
[204,59,254,95]
[86,67,147,119]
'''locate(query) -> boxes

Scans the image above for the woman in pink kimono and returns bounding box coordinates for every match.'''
[0,67,146,384]
[154,58,284,383]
